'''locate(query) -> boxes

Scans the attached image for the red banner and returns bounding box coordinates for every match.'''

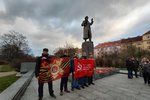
[38,57,95,82]
[74,58,95,78]
[39,57,70,82]
[87,59,95,77]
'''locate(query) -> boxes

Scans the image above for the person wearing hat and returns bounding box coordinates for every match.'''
[35,48,56,100]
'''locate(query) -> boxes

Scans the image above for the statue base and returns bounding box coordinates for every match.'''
[82,41,94,58]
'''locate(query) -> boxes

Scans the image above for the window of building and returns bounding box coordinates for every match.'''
[137,43,141,45]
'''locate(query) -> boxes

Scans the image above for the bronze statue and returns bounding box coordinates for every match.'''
[81,16,94,42]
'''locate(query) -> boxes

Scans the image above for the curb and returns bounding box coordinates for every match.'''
[0,70,34,100]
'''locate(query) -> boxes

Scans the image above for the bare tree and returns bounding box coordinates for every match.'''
[0,30,31,62]
[95,45,150,68]
[53,43,78,57]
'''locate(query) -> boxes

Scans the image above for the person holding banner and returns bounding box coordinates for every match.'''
[70,54,81,91]
[88,53,95,85]
[35,48,56,100]
[78,54,89,89]
[60,54,70,96]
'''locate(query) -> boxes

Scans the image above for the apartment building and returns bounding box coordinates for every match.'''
[94,31,150,57]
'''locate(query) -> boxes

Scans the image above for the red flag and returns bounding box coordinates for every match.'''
[60,57,70,77]
[74,58,83,78]
[87,58,95,76]
[39,57,70,82]
[74,58,95,78]
[39,57,52,83]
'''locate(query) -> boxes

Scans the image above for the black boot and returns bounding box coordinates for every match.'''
[38,97,42,100]
[60,91,63,96]
[64,90,70,93]
[50,94,56,98]
[91,82,95,85]
[84,84,88,87]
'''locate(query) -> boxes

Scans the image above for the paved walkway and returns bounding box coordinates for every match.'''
[0,71,17,77]
[21,74,150,100]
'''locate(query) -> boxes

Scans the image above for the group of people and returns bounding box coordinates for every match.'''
[70,53,95,91]
[35,48,95,100]
[126,57,139,78]
[126,56,150,85]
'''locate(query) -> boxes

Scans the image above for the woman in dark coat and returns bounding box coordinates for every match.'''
[141,57,150,85]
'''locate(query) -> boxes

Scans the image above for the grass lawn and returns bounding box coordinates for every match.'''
[0,74,20,93]
[0,65,15,72]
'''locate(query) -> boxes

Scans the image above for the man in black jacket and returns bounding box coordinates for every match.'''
[132,57,139,78]
[126,57,133,79]
[35,48,56,100]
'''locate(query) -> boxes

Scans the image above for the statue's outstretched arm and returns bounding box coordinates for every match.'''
[90,18,94,25]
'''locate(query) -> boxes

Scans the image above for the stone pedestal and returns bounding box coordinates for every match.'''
[82,41,94,58]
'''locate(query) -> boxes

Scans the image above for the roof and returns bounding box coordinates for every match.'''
[95,36,142,49]
[143,31,150,35]
[95,41,121,49]
[95,30,149,49]
[121,36,142,43]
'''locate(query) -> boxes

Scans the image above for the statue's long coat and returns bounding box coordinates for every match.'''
[81,20,93,39]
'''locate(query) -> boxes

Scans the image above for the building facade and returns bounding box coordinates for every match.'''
[94,31,150,57]
[143,31,150,50]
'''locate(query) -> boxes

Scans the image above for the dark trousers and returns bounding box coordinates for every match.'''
[71,75,80,89]
[78,77,84,86]
[143,72,150,84]
[79,77,88,86]
[128,69,133,78]
[88,76,93,84]
[60,77,68,91]
[133,69,138,78]
[38,81,54,98]
[84,77,88,85]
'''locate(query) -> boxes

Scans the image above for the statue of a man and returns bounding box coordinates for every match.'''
[81,16,94,42]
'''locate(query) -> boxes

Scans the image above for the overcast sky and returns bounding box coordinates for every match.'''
[0,0,150,56]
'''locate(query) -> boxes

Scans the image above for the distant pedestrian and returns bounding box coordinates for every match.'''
[141,57,150,85]
[126,57,133,79]
[132,57,139,78]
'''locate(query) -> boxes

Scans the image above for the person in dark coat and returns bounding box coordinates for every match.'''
[141,57,150,85]
[35,48,56,100]
[60,54,70,96]
[132,57,139,78]
[126,57,133,79]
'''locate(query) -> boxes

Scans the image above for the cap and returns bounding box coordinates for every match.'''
[43,48,49,52]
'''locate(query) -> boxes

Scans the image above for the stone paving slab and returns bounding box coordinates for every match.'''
[21,74,150,100]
